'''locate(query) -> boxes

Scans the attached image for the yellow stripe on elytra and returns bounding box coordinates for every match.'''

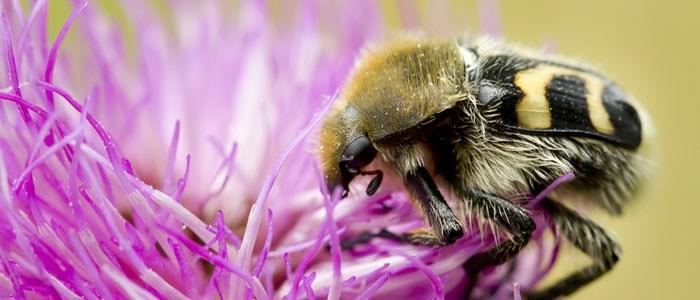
[584,75,615,134]
[514,66,554,129]
[514,65,615,134]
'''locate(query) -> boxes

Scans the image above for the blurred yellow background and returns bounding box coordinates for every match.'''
[492,2,697,299]
[47,0,698,299]
[380,1,698,299]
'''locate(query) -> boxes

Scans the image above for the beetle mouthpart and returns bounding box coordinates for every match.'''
[360,169,383,196]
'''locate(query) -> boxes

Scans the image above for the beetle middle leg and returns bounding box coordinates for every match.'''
[525,197,620,300]
[460,189,536,298]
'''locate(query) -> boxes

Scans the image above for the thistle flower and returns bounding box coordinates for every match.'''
[0,1,568,299]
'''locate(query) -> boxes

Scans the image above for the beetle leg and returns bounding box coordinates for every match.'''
[340,228,402,250]
[339,166,461,250]
[402,166,464,246]
[460,189,536,298]
[526,198,620,300]
[338,227,452,250]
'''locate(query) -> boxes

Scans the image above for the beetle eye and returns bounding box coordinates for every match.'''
[338,136,383,197]
[341,136,377,169]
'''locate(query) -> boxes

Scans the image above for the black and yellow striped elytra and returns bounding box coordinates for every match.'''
[477,55,642,149]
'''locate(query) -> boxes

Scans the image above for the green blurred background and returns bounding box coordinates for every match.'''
[380,1,698,299]
[46,0,698,299]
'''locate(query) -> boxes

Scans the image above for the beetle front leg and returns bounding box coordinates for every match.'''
[402,166,464,246]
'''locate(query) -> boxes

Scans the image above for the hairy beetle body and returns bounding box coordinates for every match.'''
[318,36,652,299]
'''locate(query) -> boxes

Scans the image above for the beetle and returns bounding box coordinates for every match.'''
[318,36,652,299]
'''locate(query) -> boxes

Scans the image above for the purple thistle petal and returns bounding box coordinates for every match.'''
[321,184,343,300]
[15,0,47,62]
[213,278,224,300]
[529,172,576,208]
[252,209,274,277]
[263,266,274,295]
[66,231,112,300]
[354,272,392,300]
[0,92,48,117]
[43,1,87,109]
[158,225,267,300]
[172,154,191,203]
[101,266,158,300]
[206,141,238,200]
[268,226,347,258]
[34,81,122,171]
[284,252,293,283]
[97,241,122,273]
[285,206,342,300]
[360,262,391,284]
[146,185,215,246]
[391,249,444,300]
[209,210,242,248]
[1,12,31,124]
[14,122,84,191]
[0,251,26,299]
[0,2,571,298]
[302,272,317,299]
[163,121,181,195]
[328,210,343,298]
[167,238,195,297]
[525,228,563,287]
[46,273,82,300]
[26,110,59,162]
[234,96,335,298]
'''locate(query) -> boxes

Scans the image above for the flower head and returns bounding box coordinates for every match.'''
[0,1,566,299]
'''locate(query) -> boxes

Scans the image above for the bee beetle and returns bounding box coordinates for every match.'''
[318,36,651,299]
